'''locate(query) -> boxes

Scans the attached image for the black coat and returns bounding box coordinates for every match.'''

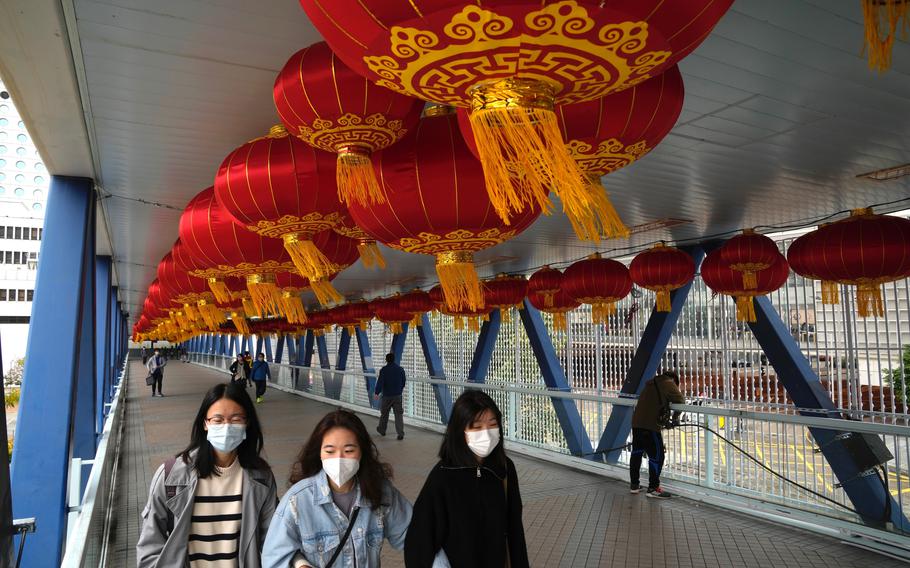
[404,457,529,568]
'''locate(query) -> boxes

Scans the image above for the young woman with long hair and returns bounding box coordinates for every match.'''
[137,381,278,567]
[404,390,529,568]
[262,409,412,568]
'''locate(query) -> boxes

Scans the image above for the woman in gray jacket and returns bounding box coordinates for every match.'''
[137,381,278,567]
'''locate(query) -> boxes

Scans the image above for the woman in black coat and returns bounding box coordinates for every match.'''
[404,390,529,568]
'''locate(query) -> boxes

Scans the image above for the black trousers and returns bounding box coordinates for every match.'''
[254,379,267,397]
[151,371,163,395]
[378,395,404,436]
[629,428,665,490]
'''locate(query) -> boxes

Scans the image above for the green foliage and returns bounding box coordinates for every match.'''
[6,438,11,463]
[883,344,910,402]
[3,357,24,387]
[5,387,19,408]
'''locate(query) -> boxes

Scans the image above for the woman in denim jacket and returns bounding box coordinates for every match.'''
[262,410,412,567]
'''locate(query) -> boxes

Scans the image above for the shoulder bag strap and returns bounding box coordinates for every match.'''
[325,507,361,568]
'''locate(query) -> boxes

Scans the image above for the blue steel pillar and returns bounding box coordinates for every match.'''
[468,309,501,382]
[518,299,593,457]
[354,328,380,409]
[749,296,909,529]
[275,335,286,363]
[286,334,297,362]
[264,335,273,362]
[11,176,94,565]
[336,329,352,401]
[72,192,97,463]
[598,246,705,462]
[390,323,409,364]
[302,332,314,367]
[417,314,453,422]
[229,335,238,357]
[316,334,335,398]
[95,257,112,436]
[255,335,264,356]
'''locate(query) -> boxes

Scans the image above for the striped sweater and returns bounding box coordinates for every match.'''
[188,458,243,567]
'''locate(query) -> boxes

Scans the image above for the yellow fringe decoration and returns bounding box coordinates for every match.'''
[591,302,618,325]
[656,290,672,313]
[389,322,403,334]
[283,234,335,281]
[230,312,251,335]
[310,277,344,307]
[500,307,512,323]
[452,316,464,331]
[467,317,481,333]
[242,297,260,319]
[821,281,840,305]
[197,300,227,331]
[207,278,232,304]
[856,283,885,318]
[410,314,422,327]
[183,303,200,323]
[336,147,385,207]
[436,252,485,312]
[282,292,308,324]
[735,296,757,322]
[357,241,387,270]
[863,0,909,72]
[247,276,284,317]
[552,312,568,331]
[568,176,629,241]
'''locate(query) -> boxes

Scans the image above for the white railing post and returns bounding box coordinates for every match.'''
[704,413,715,489]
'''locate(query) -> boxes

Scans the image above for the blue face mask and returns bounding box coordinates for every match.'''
[207,424,247,453]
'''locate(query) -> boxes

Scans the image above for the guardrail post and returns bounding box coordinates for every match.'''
[704,414,714,488]
[517,299,593,457]
[417,314,453,422]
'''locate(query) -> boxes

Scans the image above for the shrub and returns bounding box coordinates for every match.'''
[4,388,19,408]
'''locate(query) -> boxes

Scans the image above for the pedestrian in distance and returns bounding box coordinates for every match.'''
[250,352,271,404]
[404,390,529,568]
[243,352,254,388]
[629,370,684,498]
[374,353,406,440]
[230,354,246,383]
[261,409,412,568]
[141,345,148,365]
[147,349,167,397]
[136,381,278,567]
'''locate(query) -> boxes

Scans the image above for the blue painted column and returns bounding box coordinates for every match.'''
[11,176,94,566]
[286,334,297,363]
[264,335,273,362]
[417,315,453,422]
[255,335,264,356]
[228,335,237,357]
[72,194,97,464]
[749,295,909,529]
[468,309,501,382]
[95,257,112,436]
[302,331,315,367]
[109,288,118,394]
[295,333,311,391]
[335,329,352,401]
[598,246,705,462]
[518,299,593,457]
[390,323,410,364]
[275,335,286,363]
[355,328,380,409]
[315,334,336,399]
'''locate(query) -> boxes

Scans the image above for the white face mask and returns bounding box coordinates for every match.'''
[323,457,360,488]
[207,424,246,453]
[465,427,500,458]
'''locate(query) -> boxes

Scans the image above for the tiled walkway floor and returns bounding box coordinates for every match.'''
[110,360,901,567]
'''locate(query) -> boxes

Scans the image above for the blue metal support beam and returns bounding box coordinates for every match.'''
[11,176,94,565]
[315,334,336,399]
[416,314,453,422]
[287,334,297,363]
[598,246,705,462]
[517,299,593,457]
[294,333,310,391]
[354,328,380,409]
[336,328,352,400]
[749,295,909,529]
[264,335,273,362]
[275,335,286,364]
[390,323,410,364]
[73,203,97,462]
[468,309,501,383]
[255,335,264,357]
[95,257,112,436]
[302,331,314,366]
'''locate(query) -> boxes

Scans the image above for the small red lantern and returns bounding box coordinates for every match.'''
[630,243,696,312]
[528,266,564,309]
[345,301,374,331]
[483,274,528,322]
[528,289,580,331]
[334,213,387,270]
[786,228,840,305]
[720,229,780,290]
[400,290,435,326]
[429,285,446,311]
[371,296,410,334]
[563,254,632,324]
[702,250,789,322]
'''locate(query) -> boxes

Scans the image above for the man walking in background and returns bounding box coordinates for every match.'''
[250,352,271,403]
[146,349,167,397]
[374,353,406,440]
[629,370,684,498]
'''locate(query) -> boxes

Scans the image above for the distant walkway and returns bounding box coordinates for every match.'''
[107,360,896,567]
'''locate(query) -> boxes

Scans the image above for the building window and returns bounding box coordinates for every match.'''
[26,290,33,302]
[38,228,42,239]
[17,290,25,302]
[0,290,7,301]
[7,289,14,301]
[30,228,37,240]
[13,252,20,264]
[0,227,5,239]
[14,227,21,239]
[3,252,9,264]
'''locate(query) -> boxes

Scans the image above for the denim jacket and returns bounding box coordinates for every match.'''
[262,472,412,568]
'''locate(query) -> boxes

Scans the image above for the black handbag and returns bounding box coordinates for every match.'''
[145,373,155,386]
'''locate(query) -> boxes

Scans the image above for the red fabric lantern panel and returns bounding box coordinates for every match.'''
[345,301,374,330]
[400,290,434,326]
[701,250,789,322]
[528,289,581,331]
[808,208,910,317]
[371,297,410,334]
[214,126,344,284]
[563,254,632,324]
[348,112,541,312]
[630,243,696,312]
[786,228,840,305]
[273,42,424,207]
[334,213,387,270]
[528,266,564,309]
[300,0,731,240]
[720,229,780,290]
[483,274,528,322]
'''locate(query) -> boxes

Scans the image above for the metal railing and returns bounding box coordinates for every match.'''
[59,356,129,568]
[190,353,910,551]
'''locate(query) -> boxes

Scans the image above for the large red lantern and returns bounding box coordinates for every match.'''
[400,290,435,326]
[528,266,564,309]
[630,243,696,312]
[807,208,910,317]
[273,42,424,208]
[371,297,410,334]
[483,274,528,322]
[720,229,780,290]
[786,228,840,305]
[348,111,541,312]
[528,289,580,331]
[701,250,789,322]
[334,213,387,270]
[563,254,632,324]
[301,0,731,240]
[345,301,374,331]
[214,125,344,284]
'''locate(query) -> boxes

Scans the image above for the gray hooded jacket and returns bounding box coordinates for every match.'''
[136,452,278,567]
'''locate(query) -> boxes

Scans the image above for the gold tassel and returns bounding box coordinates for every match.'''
[863,0,909,72]
[410,314,422,327]
[390,322,403,334]
[282,292,309,324]
[821,281,840,305]
[183,303,201,323]
[283,233,335,281]
[247,274,284,317]
[467,317,481,333]
[359,321,369,332]
[230,312,251,335]
[500,307,512,323]
[591,302,617,325]
[552,312,568,331]
[856,283,885,318]
[242,297,260,319]
[197,300,226,331]
[336,146,385,207]
[656,290,672,313]
[310,277,344,307]
[435,252,485,312]
[735,296,757,322]
[566,175,629,241]
[207,278,232,304]
[357,241,387,270]
[453,316,464,331]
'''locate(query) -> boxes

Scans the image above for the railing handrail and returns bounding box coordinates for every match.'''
[197,353,910,437]
[59,355,129,567]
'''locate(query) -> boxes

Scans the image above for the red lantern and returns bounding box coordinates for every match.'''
[301,0,732,240]
[158,248,210,330]
[483,274,529,322]
[528,267,564,309]
[701,250,789,322]
[344,301,374,331]
[808,208,910,317]
[348,112,541,312]
[214,125,344,286]
[786,228,840,305]
[371,297,410,334]
[630,243,696,312]
[563,254,632,324]
[400,290,435,326]
[273,42,424,207]
[528,289,581,331]
[428,285,446,312]
[334,213,387,270]
[720,229,780,290]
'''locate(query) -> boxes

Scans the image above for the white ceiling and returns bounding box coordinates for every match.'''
[2,0,910,324]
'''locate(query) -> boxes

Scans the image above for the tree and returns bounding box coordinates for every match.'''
[883,345,910,403]
[3,357,24,387]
